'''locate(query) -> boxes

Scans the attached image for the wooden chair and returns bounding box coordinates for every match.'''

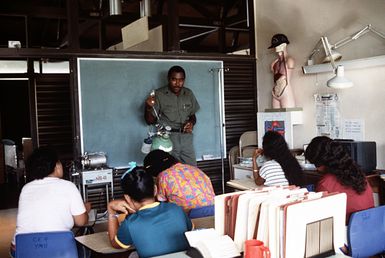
[238,131,258,158]
[228,131,258,179]
[228,145,240,179]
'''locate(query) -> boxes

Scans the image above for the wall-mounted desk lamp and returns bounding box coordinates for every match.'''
[321,36,353,89]
[303,24,385,81]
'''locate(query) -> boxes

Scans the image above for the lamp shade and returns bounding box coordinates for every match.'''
[327,65,353,89]
[322,50,342,63]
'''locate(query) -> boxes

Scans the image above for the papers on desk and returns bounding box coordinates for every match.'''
[214,186,347,258]
[238,157,253,167]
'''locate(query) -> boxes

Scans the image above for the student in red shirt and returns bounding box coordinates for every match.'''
[305,136,374,224]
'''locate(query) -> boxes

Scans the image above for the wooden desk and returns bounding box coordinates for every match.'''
[227,179,257,190]
[151,251,190,257]
[75,232,132,258]
[192,216,214,229]
[75,217,214,257]
[227,170,383,198]
[302,170,382,195]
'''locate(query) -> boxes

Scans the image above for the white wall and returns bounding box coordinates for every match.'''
[254,0,385,169]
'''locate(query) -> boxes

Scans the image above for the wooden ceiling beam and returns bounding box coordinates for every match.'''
[181,1,217,19]
[0,4,67,19]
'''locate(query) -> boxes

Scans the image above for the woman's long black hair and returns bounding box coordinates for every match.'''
[121,167,155,202]
[305,136,367,194]
[143,150,179,177]
[262,131,304,186]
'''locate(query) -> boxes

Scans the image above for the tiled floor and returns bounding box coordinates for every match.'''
[0,208,17,258]
[0,182,20,258]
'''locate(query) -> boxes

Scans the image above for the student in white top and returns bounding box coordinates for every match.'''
[10,147,90,257]
[252,131,303,186]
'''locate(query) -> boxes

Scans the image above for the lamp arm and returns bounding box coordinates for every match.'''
[308,40,322,60]
[332,24,385,49]
[332,25,370,49]
[307,49,319,61]
[321,36,336,70]
[370,26,385,40]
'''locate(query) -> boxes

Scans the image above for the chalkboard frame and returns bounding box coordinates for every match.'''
[77,58,226,168]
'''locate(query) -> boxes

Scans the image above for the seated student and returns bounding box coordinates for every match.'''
[10,147,89,257]
[143,150,215,215]
[107,166,192,258]
[304,136,374,223]
[252,130,303,186]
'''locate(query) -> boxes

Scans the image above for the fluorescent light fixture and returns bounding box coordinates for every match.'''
[327,65,353,89]
[302,55,385,74]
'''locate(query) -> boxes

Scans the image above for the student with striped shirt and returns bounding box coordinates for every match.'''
[252,131,303,186]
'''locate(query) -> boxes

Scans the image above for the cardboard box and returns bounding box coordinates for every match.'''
[121,16,149,50]
[125,25,163,52]
[107,25,163,52]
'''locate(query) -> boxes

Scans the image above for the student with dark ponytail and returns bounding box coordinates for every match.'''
[305,136,374,223]
[107,166,192,257]
[252,131,304,186]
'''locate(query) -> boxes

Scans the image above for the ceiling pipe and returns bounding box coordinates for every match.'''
[140,0,151,17]
[109,0,122,16]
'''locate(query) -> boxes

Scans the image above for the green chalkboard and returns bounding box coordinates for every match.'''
[77,58,225,168]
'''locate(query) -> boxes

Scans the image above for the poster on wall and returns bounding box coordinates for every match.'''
[314,94,340,138]
[341,119,365,141]
[257,112,294,149]
[264,120,285,136]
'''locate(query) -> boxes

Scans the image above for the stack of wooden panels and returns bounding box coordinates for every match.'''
[215,186,347,258]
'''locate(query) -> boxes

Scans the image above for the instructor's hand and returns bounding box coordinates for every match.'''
[145,96,155,108]
[183,121,193,133]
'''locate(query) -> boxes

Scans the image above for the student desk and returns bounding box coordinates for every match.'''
[228,169,384,204]
[75,216,215,258]
[75,231,132,258]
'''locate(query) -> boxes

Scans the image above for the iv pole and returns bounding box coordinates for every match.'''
[209,66,229,194]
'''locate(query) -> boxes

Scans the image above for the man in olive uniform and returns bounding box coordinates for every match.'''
[144,65,200,166]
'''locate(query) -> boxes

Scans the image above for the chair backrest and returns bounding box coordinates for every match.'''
[239,131,257,158]
[347,205,385,258]
[15,231,79,258]
[3,142,17,169]
[228,145,239,179]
